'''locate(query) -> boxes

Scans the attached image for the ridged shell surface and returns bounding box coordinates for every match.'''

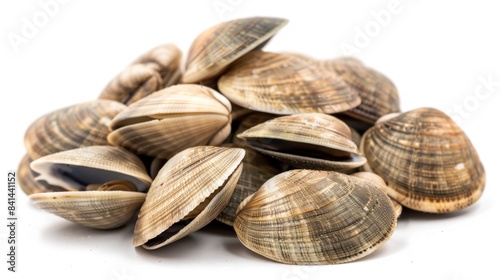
[361,107,485,213]
[234,169,397,264]
[218,51,360,115]
[30,191,145,229]
[319,57,400,124]
[133,146,245,249]
[24,100,125,160]
[108,84,232,159]
[238,113,366,170]
[182,17,288,83]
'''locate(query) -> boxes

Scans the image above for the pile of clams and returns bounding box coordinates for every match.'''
[18,16,485,265]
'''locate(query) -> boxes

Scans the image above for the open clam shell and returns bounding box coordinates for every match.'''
[360,107,485,213]
[29,190,146,229]
[318,57,400,124]
[237,113,366,171]
[217,145,281,226]
[30,146,152,192]
[133,146,245,249]
[218,51,360,115]
[234,169,397,264]
[99,44,182,105]
[17,154,65,195]
[108,84,232,159]
[24,100,125,160]
[182,17,288,84]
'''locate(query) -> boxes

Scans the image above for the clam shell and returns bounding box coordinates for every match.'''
[234,169,397,264]
[237,113,366,171]
[217,145,281,226]
[360,107,485,213]
[30,146,152,192]
[133,146,245,249]
[319,57,400,124]
[108,84,232,159]
[29,190,145,229]
[218,51,360,115]
[232,112,276,146]
[24,100,125,160]
[182,17,288,83]
[17,154,65,195]
[99,44,182,104]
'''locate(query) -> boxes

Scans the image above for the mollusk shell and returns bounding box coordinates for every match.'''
[133,146,245,249]
[108,84,232,159]
[360,107,485,213]
[237,113,366,171]
[30,146,152,192]
[218,51,360,115]
[24,100,125,160]
[182,17,288,84]
[234,169,397,264]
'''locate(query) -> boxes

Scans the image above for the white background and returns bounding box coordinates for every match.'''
[1,1,499,280]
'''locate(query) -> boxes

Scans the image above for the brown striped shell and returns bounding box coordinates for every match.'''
[99,44,182,104]
[182,17,288,84]
[318,57,400,124]
[217,145,281,226]
[30,146,152,192]
[237,113,366,171]
[29,187,146,230]
[360,108,485,213]
[108,84,232,159]
[24,100,125,160]
[133,146,245,249]
[218,51,360,115]
[352,172,403,217]
[234,169,397,264]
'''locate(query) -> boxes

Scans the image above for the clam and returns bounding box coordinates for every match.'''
[318,57,400,125]
[29,181,146,229]
[182,17,288,84]
[218,51,360,115]
[237,113,366,171]
[24,100,125,160]
[17,154,65,195]
[99,44,182,105]
[108,84,232,159]
[217,145,281,226]
[30,146,152,192]
[360,107,485,213]
[133,146,245,249]
[234,169,397,264]
[353,171,403,217]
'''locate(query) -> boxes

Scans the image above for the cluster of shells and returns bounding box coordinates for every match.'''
[19,17,485,265]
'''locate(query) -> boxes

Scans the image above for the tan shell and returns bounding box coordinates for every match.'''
[234,169,397,264]
[30,146,152,192]
[217,145,281,226]
[17,154,65,195]
[108,84,232,159]
[133,146,244,249]
[29,190,145,229]
[352,172,403,217]
[24,100,125,160]
[182,17,288,84]
[237,113,366,171]
[218,51,360,115]
[99,44,182,104]
[360,107,485,213]
[318,57,400,124]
